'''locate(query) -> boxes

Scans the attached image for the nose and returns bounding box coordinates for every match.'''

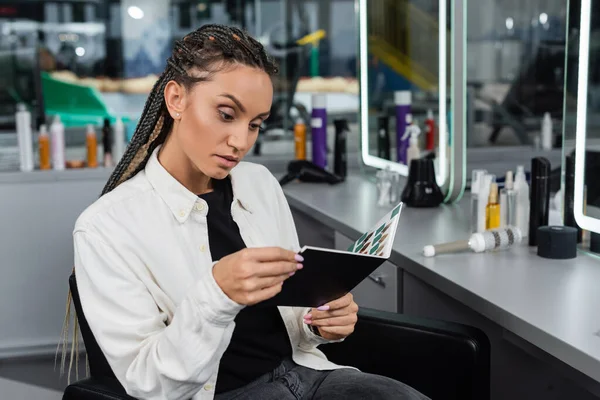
[226,124,250,153]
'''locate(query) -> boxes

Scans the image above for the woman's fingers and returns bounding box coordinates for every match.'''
[305,314,358,327]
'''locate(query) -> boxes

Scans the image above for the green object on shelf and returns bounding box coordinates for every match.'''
[310,46,320,77]
[41,72,125,127]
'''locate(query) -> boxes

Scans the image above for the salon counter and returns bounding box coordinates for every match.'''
[281,173,600,398]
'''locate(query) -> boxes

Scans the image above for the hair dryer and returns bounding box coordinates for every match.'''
[279,160,344,186]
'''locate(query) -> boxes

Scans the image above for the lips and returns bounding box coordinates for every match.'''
[215,155,239,168]
[219,155,239,162]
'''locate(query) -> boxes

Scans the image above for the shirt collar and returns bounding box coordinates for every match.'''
[145,146,253,223]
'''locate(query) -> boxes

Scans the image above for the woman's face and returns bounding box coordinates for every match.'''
[167,64,273,180]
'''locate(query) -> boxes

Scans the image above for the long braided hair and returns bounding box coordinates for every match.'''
[58,24,278,382]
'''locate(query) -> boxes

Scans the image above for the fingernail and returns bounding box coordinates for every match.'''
[297,263,303,270]
[295,254,304,262]
[289,271,296,277]
[317,305,330,311]
[304,314,312,319]
[303,319,312,324]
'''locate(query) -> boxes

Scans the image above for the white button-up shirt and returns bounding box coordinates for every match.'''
[74,147,344,400]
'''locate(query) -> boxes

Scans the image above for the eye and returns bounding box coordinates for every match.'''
[249,122,262,132]
[219,110,234,121]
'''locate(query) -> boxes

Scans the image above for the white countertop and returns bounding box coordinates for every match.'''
[282,173,600,384]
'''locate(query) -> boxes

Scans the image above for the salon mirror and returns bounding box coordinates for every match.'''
[571,0,600,235]
[357,0,452,189]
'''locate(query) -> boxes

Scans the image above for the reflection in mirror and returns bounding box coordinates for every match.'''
[359,0,448,185]
[465,1,567,181]
[573,0,600,236]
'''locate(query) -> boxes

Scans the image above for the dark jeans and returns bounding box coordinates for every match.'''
[214,358,430,400]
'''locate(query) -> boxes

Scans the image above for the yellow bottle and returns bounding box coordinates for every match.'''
[486,182,501,230]
[86,124,98,168]
[294,119,306,160]
[39,124,51,170]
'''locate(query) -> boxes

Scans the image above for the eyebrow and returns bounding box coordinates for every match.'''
[219,93,270,119]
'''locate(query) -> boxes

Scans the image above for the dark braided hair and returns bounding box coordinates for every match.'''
[101,24,278,195]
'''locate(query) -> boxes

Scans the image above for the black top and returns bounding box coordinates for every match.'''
[198,177,292,394]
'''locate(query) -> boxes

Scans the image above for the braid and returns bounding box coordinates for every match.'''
[101,24,278,195]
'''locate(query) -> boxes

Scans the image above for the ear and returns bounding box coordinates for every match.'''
[164,81,187,120]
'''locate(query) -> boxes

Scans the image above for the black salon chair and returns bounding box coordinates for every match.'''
[63,274,490,400]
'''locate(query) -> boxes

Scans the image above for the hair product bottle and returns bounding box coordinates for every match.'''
[377,115,391,160]
[50,115,65,170]
[514,165,530,237]
[15,103,34,172]
[564,154,582,243]
[477,174,493,232]
[471,169,487,233]
[113,117,126,163]
[502,171,517,227]
[86,124,98,168]
[38,124,51,170]
[294,119,307,160]
[102,118,113,167]
[394,91,411,164]
[311,94,328,169]
[333,119,348,179]
[486,183,501,230]
[529,157,551,246]
[425,109,435,151]
[405,119,422,167]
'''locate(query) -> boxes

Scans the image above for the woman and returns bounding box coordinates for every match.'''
[72,24,428,400]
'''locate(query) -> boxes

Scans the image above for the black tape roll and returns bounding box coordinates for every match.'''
[537,226,577,260]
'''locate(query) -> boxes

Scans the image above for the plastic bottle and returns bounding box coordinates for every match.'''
[486,183,501,230]
[86,124,98,168]
[394,91,411,164]
[501,171,517,227]
[15,103,34,172]
[477,174,493,233]
[50,115,65,170]
[38,124,51,170]
[471,170,487,233]
[113,117,126,163]
[514,165,530,237]
[311,94,328,169]
[294,119,307,160]
[541,112,553,151]
[405,119,422,167]
[102,118,113,167]
[333,119,348,179]
[377,115,391,160]
[425,109,435,151]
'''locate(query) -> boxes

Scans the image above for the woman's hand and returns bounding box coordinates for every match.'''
[303,293,359,340]
[213,247,303,305]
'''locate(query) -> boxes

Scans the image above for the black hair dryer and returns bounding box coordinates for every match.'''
[401,159,444,207]
[279,160,344,186]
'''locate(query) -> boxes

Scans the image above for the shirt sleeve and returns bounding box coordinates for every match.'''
[267,172,344,346]
[73,229,244,400]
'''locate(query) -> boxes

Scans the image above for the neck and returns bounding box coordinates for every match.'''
[158,134,213,195]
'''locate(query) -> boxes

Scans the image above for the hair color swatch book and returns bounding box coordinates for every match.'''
[260,202,404,308]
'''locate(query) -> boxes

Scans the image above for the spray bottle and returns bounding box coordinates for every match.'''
[425,109,435,151]
[404,118,422,167]
[394,91,411,164]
